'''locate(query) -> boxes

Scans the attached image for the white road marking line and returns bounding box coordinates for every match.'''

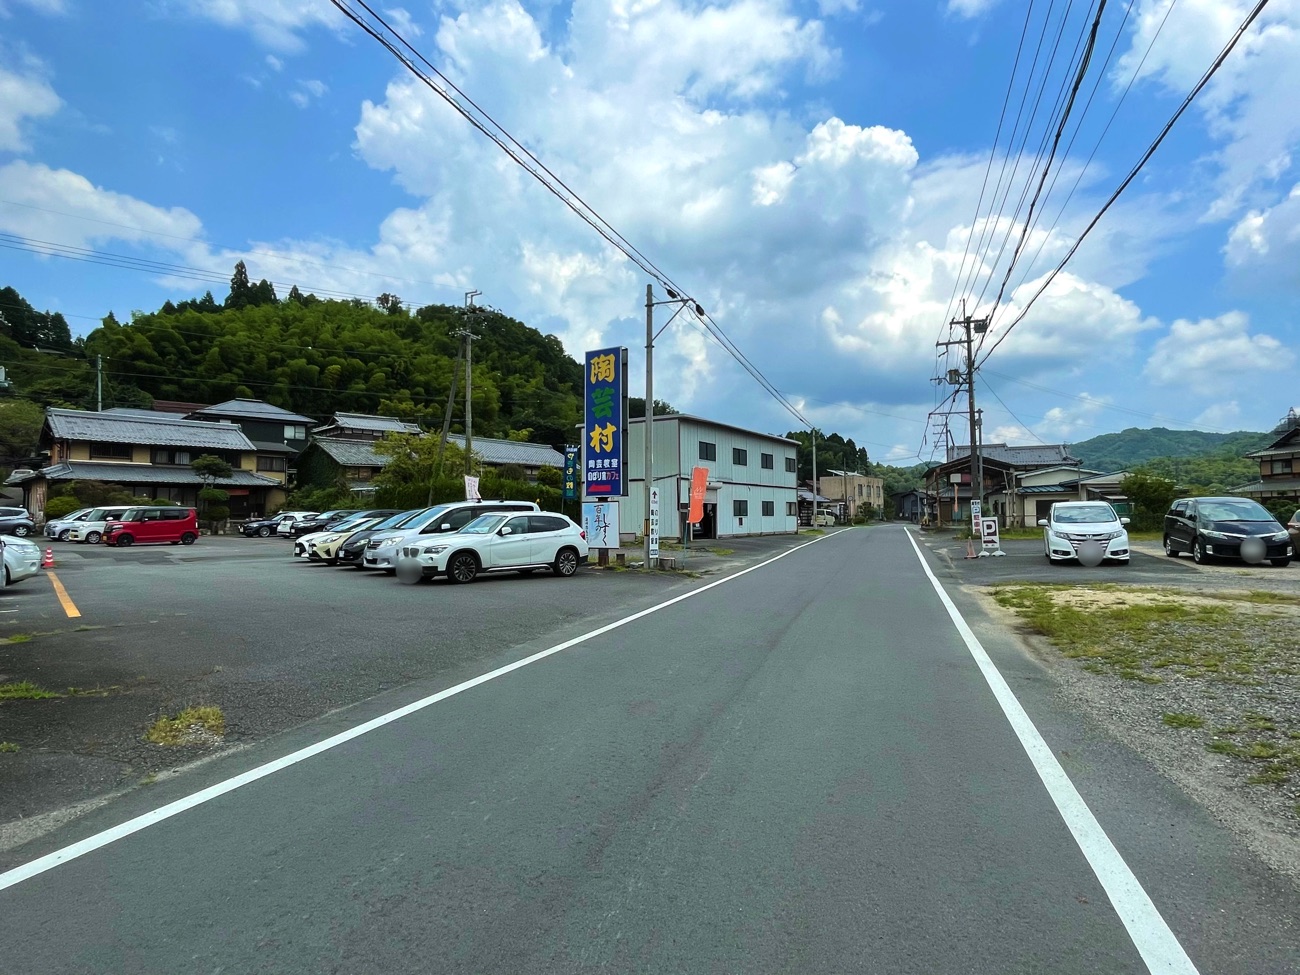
[904,529,1199,975]
[0,532,845,892]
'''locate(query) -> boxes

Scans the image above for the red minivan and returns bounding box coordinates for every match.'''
[104,506,199,546]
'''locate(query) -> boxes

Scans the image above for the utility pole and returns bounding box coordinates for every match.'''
[644,284,655,569]
[451,290,482,482]
[96,355,103,412]
[811,428,818,526]
[938,303,989,530]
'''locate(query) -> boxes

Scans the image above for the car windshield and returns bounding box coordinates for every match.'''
[1054,505,1116,524]
[461,514,508,535]
[85,508,116,520]
[1199,500,1275,522]
[333,516,378,532]
[405,505,456,530]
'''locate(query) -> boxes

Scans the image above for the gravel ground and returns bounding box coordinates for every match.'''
[980,577,1300,885]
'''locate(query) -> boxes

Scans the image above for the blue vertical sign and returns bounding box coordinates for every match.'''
[562,446,579,500]
[584,346,625,496]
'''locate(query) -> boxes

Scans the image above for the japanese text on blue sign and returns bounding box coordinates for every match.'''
[584,347,624,496]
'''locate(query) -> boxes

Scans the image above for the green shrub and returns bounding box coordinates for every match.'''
[198,486,229,505]
[203,505,230,525]
[43,496,82,519]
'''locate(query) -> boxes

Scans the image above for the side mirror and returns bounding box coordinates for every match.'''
[499,526,513,536]
[1188,513,1197,521]
[1036,519,1048,527]
[440,523,452,531]
[1120,517,1130,525]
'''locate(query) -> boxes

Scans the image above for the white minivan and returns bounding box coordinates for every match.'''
[66,505,133,544]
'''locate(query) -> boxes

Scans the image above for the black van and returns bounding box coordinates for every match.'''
[1163,496,1293,566]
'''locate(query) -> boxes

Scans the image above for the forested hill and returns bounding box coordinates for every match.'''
[1069,427,1273,472]
[2,278,585,450]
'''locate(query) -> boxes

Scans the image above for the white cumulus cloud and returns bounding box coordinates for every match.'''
[0,64,61,152]
[1143,312,1295,394]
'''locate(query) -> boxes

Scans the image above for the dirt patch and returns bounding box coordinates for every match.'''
[984,582,1300,884]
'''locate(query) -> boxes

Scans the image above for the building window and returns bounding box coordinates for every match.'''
[699,441,717,461]
[733,499,748,517]
[733,448,748,466]
[761,452,773,469]
[284,424,307,440]
[762,500,774,517]
[256,455,287,473]
[89,442,133,460]
[785,457,797,473]
[1271,459,1293,475]
[786,502,797,517]
[151,449,192,465]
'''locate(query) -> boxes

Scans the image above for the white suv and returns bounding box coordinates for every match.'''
[361,500,539,571]
[397,512,588,584]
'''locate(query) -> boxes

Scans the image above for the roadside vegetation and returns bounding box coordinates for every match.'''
[992,583,1300,822]
[145,706,226,747]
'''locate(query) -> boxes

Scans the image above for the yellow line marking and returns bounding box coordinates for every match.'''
[46,570,81,619]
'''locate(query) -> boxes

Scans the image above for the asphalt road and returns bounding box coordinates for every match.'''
[3,527,1298,973]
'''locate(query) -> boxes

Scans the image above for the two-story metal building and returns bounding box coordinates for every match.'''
[620,415,799,540]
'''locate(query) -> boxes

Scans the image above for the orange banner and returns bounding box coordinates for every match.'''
[688,466,708,524]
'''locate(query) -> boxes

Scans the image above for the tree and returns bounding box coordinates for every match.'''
[225,261,254,310]
[377,293,403,315]
[628,397,678,418]
[287,285,304,304]
[0,400,46,464]
[1120,470,1179,531]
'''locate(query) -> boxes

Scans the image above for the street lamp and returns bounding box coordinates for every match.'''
[644,284,701,569]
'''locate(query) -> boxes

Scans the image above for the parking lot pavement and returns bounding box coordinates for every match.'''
[914,530,1296,592]
[0,529,827,847]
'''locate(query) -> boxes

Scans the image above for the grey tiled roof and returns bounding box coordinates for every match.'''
[251,440,297,454]
[188,398,316,424]
[46,408,256,450]
[446,435,566,467]
[18,461,281,487]
[313,439,387,468]
[313,412,421,436]
[948,443,1079,467]
[1235,478,1300,494]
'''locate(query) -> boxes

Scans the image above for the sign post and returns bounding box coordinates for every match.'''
[583,347,627,499]
[582,501,621,553]
[648,487,660,561]
[981,516,1004,557]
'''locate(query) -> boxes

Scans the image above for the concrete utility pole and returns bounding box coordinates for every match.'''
[452,290,482,480]
[96,355,103,412]
[644,284,654,569]
[938,305,989,528]
[811,428,818,525]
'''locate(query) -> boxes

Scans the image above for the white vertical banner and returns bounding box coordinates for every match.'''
[582,500,620,550]
[464,475,481,501]
[970,499,982,537]
[648,487,660,559]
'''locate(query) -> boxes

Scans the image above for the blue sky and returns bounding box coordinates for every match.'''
[2,0,1299,462]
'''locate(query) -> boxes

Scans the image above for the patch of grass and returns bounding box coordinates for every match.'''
[1246,765,1291,785]
[4,633,32,644]
[1207,739,1242,756]
[0,681,61,701]
[1162,712,1205,729]
[704,547,734,556]
[0,741,19,753]
[804,529,825,536]
[145,705,226,746]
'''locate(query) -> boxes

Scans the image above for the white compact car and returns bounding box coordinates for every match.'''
[66,505,133,544]
[1039,501,1131,564]
[396,512,589,584]
[2,537,42,586]
[44,508,94,541]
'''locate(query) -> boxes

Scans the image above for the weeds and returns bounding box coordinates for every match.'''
[145,706,226,746]
[0,681,60,701]
[1162,713,1205,729]
[0,741,18,753]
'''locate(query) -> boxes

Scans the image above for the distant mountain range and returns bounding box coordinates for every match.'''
[1067,427,1275,473]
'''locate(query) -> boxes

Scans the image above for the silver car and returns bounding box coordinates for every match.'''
[2,537,42,586]
[45,507,94,541]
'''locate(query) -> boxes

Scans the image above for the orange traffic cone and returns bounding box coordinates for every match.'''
[42,548,55,569]
[964,539,978,560]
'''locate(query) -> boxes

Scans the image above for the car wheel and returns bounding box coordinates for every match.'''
[1193,537,1208,564]
[1163,536,1179,558]
[115,535,134,547]
[85,531,101,544]
[57,529,71,542]
[13,525,29,537]
[1270,558,1291,567]
[3,566,8,585]
[552,547,580,577]
[258,526,271,537]
[448,552,479,584]
[180,533,196,545]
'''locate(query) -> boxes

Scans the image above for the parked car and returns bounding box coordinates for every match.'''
[334,508,427,566]
[1163,496,1292,566]
[1287,509,1300,552]
[66,506,133,544]
[284,509,360,538]
[103,506,199,546]
[362,500,540,572]
[240,512,314,538]
[276,514,330,538]
[396,512,588,584]
[293,511,398,558]
[0,506,30,519]
[1039,501,1130,564]
[45,507,95,541]
[1,536,42,586]
[0,514,36,537]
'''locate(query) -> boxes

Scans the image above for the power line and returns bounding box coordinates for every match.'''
[978,0,1274,366]
[327,0,809,428]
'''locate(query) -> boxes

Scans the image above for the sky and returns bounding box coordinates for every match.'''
[2,0,1299,463]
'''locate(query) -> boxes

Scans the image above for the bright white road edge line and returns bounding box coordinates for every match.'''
[0,531,843,892]
[904,530,1199,975]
